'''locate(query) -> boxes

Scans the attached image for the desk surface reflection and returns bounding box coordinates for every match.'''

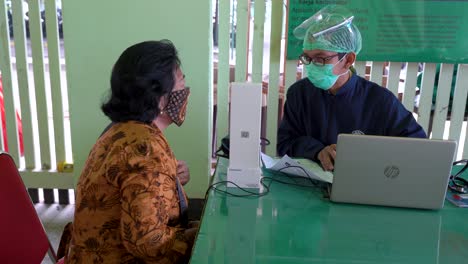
[190,158,468,264]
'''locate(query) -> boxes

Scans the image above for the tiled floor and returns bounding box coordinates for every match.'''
[35,203,74,264]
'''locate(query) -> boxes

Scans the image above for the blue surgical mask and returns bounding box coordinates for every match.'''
[305,55,348,90]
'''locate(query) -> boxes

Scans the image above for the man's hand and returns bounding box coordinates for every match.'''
[317,144,336,171]
[177,160,190,185]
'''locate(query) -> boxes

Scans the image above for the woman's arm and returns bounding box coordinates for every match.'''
[119,142,195,262]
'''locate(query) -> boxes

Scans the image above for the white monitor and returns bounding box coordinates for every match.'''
[227,82,263,189]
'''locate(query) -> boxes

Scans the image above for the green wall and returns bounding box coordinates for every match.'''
[63,0,213,198]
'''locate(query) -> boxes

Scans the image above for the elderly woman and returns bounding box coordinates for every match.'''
[66,40,196,263]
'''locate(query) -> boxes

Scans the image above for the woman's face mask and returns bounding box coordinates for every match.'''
[164,88,190,126]
[305,54,348,90]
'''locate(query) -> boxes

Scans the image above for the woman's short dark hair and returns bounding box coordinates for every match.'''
[101,40,180,123]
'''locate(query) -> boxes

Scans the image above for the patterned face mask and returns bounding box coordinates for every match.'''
[164,87,190,126]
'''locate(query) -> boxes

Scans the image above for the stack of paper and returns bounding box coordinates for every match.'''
[446,192,468,208]
[260,153,333,183]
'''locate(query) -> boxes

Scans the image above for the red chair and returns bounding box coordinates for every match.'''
[0,151,63,263]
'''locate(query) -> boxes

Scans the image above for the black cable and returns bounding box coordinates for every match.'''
[260,137,271,146]
[205,175,324,199]
[452,159,468,178]
[276,165,322,187]
[205,180,271,198]
[214,148,229,159]
[205,158,328,198]
[260,176,318,188]
[214,137,271,159]
[449,159,468,193]
[276,164,331,198]
[275,168,301,185]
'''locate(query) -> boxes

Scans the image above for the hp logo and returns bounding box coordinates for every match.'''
[384,165,400,179]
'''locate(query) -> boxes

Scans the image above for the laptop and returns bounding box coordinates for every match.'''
[330,134,457,209]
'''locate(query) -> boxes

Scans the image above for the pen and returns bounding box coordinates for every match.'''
[453,194,468,200]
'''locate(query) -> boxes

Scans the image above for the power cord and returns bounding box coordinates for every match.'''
[205,179,270,198]
[276,164,330,198]
[205,163,328,198]
[277,165,322,187]
[449,159,468,193]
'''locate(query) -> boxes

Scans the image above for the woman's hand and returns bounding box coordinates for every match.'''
[188,220,200,229]
[177,160,190,185]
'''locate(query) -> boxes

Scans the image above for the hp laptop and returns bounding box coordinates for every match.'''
[330,134,457,209]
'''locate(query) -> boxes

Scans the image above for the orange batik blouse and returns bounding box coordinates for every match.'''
[67,121,191,264]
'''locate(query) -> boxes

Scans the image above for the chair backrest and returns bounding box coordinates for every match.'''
[0,152,58,263]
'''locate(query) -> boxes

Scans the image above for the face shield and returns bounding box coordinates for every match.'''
[293,5,362,54]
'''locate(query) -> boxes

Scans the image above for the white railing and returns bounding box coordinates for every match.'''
[0,0,73,203]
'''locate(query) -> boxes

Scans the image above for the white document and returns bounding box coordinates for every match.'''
[260,153,333,183]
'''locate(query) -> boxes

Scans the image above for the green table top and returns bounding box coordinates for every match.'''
[190,158,468,264]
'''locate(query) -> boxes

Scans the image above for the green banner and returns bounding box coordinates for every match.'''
[287,0,468,63]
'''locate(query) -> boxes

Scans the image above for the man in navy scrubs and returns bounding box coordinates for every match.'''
[277,5,426,171]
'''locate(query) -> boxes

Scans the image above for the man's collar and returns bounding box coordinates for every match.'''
[334,72,357,95]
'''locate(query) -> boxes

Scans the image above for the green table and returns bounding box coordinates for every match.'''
[190,158,468,264]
